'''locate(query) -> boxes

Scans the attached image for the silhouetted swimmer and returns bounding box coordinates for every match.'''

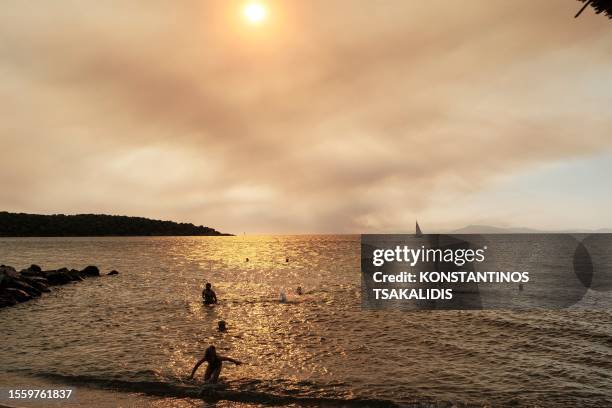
[286,257,289,262]
[218,320,227,332]
[279,289,287,303]
[245,257,249,262]
[189,345,242,384]
[296,286,303,295]
[202,283,217,305]
[518,283,524,291]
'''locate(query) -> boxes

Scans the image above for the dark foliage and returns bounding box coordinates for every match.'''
[0,212,230,237]
[576,0,612,19]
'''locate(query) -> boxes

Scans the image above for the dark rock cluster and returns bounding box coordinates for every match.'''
[0,264,118,308]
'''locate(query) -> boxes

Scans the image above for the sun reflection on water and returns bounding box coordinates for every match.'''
[1,236,609,406]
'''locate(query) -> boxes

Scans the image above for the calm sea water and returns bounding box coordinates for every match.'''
[1,236,611,407]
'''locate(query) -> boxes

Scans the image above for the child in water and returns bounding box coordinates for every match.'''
[202,283,217,305]
[189,345,242,383]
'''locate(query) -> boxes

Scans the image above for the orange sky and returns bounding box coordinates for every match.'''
[1,1,611,233]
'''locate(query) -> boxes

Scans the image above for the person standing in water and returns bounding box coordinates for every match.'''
[202,282,217,305]
[189,345,242,383]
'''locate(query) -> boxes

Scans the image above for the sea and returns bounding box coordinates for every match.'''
[0,236,611,407]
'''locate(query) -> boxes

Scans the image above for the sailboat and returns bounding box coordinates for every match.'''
[415,220,423,237]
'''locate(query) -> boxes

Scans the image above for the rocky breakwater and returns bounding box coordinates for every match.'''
[0,264,119,308]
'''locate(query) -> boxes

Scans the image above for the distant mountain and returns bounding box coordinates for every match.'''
[0,212,231,237]
[451,225,541,234]
[450,224,612,234]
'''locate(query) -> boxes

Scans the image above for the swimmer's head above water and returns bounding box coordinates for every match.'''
[204,345,216,361]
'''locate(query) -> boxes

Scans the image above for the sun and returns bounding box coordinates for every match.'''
[243,2,267,24]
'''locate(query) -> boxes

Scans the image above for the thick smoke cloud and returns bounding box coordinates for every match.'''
[1,1,611,233]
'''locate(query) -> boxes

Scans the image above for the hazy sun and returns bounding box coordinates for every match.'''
[243,2,267,24]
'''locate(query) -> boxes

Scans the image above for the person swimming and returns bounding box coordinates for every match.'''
[296,286,303,295]
[279,289,287,303]
[189,345,242,384]
[218,320,227,332]
[202,283,217,305]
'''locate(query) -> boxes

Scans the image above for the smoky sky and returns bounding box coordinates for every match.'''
[1,1,611,233]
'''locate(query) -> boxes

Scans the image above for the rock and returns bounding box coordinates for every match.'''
[43,270,72,285]
[29,264,42,272]
[20,276,51,293]
[67,269,84,281]
[1,266,42,297]
[39,268,82,285]
[19,268,49,283]
[0,265,19,280]
[7,278,42,298]
[55,267,82,281]
[19,268,44,277]
[4,287,32,302]
[20,265,45,277]
[80,265,100,277]
[107,270,119,276]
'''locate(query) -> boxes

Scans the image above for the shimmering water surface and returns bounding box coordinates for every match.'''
[1,236,611,407]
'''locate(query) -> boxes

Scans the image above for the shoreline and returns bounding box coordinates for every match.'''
[0,372,202,408]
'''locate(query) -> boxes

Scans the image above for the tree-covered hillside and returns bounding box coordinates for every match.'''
[0,212,231,236]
